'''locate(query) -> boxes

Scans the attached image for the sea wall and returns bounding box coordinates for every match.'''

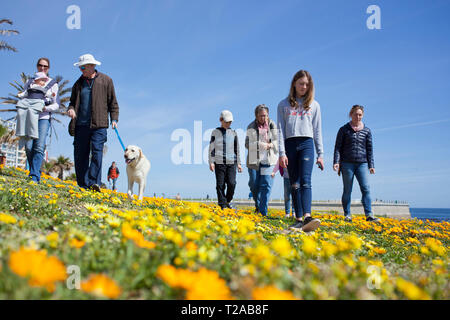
[190,199,412,219]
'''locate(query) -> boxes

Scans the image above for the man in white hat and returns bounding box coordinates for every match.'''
[67,53,119,191]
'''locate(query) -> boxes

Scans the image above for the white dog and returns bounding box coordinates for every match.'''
[124,145,151,201]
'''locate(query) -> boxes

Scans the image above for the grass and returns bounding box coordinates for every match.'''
[0,165,448,300]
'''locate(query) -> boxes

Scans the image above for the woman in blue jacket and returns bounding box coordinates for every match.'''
[333,105,378,222]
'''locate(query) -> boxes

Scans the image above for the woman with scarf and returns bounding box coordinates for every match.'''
[245,104,278,217]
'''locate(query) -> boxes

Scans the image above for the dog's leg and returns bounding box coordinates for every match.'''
[138,180,145,201]
[127,177,134,201]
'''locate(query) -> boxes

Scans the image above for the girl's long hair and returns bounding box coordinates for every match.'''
[288,70,314,110]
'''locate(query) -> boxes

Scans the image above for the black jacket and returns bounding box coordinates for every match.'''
[333,123,374,168]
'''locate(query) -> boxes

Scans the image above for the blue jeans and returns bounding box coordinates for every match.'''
[248,165,274,216]
[110,178,117,190]
[73,126,107,189]
[285,137,314,219]
[18,119,50,182]
[341,162,373,218]
[283,177,293,215]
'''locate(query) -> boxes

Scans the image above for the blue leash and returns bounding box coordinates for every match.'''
[114,127,126,151]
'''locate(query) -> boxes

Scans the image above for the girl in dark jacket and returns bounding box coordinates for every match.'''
[333,105,378,222]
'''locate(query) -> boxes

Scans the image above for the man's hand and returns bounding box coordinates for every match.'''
[333,163,340,172]
[369,168,375,174]
[237,164,243,173]
[67,109,76,119]
[112,120,118,129]
[279,156,288,168]
[209,163,215,172]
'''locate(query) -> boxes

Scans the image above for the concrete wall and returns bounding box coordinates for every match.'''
[190,199,411,219]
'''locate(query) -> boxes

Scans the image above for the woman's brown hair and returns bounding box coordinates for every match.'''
[288,70,314,110]
[36,57,50,69]
[349,105,364,117]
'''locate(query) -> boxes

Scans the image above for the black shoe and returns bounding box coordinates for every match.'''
[302,216,321,232]
[226,203,234,209]
[289,220,303,231]
[90,184,101,192]
[366,216,380,222]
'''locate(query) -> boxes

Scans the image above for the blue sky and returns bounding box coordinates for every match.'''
[1,0,450,207]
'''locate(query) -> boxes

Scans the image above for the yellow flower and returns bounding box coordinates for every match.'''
[156,264,182,287]
[185,268,233,300]
[105,216,121,228]
[0,212,17,224]
[81,274,122,299]
[8,247,67,292]
[70,238,86,248]
[372,247,386,254]
[271,237,294,259]
[408,254,421,264]
[185,241,198,251]
[163,229,184,247]
[252,285,299,300]
[396,278,430,300]
[121,223,156,249]
[432,259,444,266]
[302,237,317,255]
[425,238,446,256]
[321,240,338,258]
[46,232,59,248]
[156,265,233,300]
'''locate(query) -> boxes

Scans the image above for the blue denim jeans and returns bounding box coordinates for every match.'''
[110,178,117,190]
[73,126,107,189]
[340,162,373,218]
[283,177,293,215]
[248,165,274,216]
[285,137,314,219]
[18,119,50,182]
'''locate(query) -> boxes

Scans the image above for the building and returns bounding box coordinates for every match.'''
[0,118,27,169]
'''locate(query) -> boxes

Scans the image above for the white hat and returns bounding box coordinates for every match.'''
[73,54,102,67]
[220,110,233,122]
[34,72,48,80]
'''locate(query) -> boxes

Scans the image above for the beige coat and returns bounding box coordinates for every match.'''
[245,119,278,170]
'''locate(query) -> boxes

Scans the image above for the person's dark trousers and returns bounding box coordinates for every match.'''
[73,125,107,189]
[285,137,314,219]
[112,178,117,190]
[214,163,237,208]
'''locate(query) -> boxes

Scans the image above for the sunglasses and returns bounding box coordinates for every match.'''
[38,64,49,68]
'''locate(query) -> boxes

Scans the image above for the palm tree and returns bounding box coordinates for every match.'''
[0,123,7,139]
[0,126,19,145]
[41,160,54,175]
[0,19,19,52]
[49,155,73,180]
[64,172,77,181]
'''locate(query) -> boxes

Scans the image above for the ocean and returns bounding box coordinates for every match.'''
[410,208,450,222]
